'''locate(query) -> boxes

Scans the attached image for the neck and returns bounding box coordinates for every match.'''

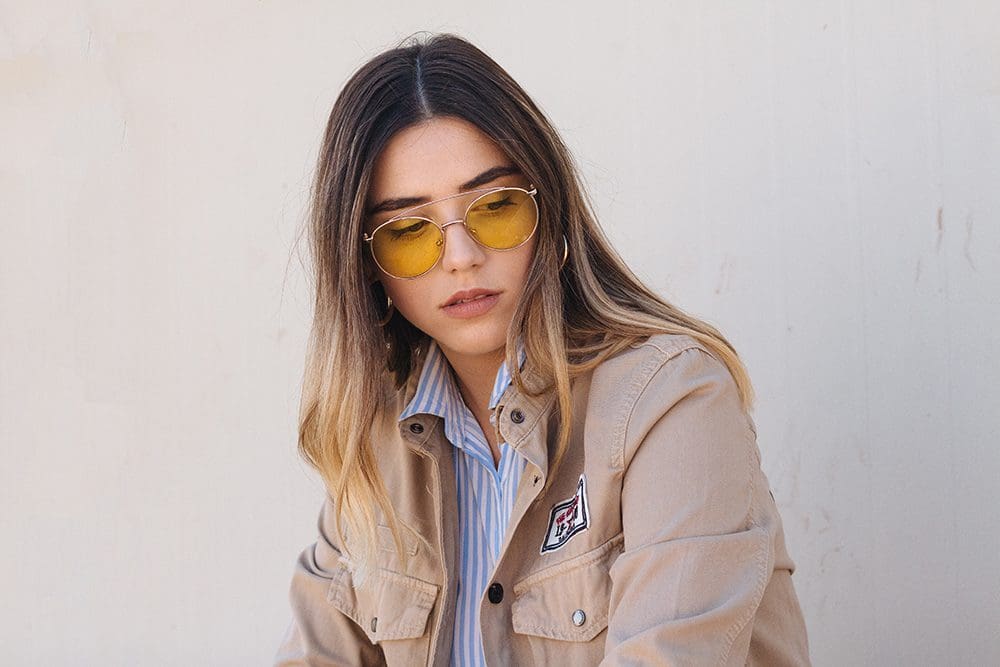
[441,346,505,415]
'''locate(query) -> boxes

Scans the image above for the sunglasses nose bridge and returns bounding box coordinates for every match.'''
[434,218,468,259]
[439,216,479,248]
[437,213,488,273]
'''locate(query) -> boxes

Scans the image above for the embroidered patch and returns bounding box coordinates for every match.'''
[540,474,590,554]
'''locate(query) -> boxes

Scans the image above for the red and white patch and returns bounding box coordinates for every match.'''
[540,475,590,554]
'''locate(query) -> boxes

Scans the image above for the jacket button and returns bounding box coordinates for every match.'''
[509,409,525,424]
[487,582,504,604]
[572,609,586,626]
[409,422,424,434]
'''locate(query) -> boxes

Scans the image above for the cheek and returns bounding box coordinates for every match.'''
[381,280,405,306]
[381,280,425,321]
[512,240,537,286]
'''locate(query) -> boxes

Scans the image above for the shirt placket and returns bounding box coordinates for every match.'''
[466,433,504,563]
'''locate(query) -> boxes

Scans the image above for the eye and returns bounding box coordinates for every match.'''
[387,219,430,239]
[473,194,514,214]
[486,197,513,211]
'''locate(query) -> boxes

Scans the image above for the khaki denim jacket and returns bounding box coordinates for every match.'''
[276,334,811,666]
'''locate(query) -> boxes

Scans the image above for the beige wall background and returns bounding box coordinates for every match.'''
[2,2,998,664]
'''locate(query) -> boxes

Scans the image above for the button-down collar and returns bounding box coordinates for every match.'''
[397,338,531,447]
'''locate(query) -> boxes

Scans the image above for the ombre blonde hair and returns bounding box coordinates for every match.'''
[297,33,755,579]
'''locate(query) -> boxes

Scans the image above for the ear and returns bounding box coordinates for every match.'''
[364,262,384,294]
[361,251,378,284]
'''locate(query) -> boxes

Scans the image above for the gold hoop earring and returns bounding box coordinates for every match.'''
[378,294,395,326]
[560,234,569,269]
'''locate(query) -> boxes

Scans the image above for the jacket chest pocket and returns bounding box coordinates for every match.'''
[510,534,623,660]
[327,559,439,665]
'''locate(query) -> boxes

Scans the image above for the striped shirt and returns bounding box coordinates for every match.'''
[399,340,527,666]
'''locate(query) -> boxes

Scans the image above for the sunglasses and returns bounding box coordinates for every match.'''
[363,185,539,279]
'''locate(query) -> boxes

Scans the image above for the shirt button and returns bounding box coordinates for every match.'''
[371,617,378,633]
[409,422,424,434]
[509,409,525,424]
[572,609,586,626]
[487,582,504,604]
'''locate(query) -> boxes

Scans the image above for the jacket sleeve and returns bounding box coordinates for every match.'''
[602,345,804,666]
[274,495,385,666]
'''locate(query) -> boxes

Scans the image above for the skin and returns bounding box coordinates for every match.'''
[365,116,537,464]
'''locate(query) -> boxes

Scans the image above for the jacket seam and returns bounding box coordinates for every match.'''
[510,535,623,643]
[327,560,439,643]
[717,524,770,665]
[512,613,609,642]
[508,392,557,449]
[512,533,625,594]
[410,442,452,665]
[709,347,770,666]
[620,341,770,665]
[615,339,710,470]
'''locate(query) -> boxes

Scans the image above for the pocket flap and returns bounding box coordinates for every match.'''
[327,560,438,643]
[511,534,623,642]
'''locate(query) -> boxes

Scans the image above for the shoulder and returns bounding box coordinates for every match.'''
[589,332,721,395]
[585,333,748,468]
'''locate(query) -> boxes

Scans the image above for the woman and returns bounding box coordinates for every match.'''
[276,33,810,666]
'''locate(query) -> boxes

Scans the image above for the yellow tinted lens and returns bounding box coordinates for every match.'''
[466,189,537,249]
[371,217,442,277]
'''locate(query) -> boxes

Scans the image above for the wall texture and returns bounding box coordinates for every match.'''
[2,2,997,664]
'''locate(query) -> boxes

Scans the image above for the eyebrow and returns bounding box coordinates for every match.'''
[366,165,523,216]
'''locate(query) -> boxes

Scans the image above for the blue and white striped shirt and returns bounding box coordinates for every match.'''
[399,340,527,666]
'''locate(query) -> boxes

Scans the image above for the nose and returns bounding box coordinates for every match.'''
[438,218,487,272]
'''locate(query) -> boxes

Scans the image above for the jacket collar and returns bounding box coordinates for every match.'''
[397,339,526,452]
[395,340,439,453]
[395,339,555,476]
[492,364,557,482]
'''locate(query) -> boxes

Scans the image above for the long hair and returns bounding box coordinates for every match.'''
[298,32,755,578]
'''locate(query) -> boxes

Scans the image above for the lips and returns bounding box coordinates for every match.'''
[442,288,499,308]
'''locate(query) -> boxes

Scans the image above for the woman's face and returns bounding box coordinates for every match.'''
[365,116,537,372]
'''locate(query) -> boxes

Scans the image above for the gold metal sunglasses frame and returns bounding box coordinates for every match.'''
[362,184,539,279]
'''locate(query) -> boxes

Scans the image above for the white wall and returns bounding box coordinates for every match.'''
[2,2,997,664]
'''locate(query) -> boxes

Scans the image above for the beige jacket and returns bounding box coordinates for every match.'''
[276,334,811,665]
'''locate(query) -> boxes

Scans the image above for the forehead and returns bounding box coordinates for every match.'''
[368,117,512,200]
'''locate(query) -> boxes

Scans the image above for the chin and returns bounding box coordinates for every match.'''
[438,335,507,359]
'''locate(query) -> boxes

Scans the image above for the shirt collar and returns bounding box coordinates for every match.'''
[399,338,527,445]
